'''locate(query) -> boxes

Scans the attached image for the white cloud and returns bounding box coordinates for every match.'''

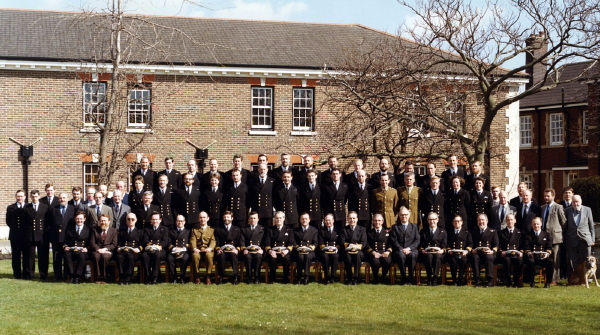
[208,0,308,21]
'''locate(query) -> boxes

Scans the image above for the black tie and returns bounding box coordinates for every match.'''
[77,226,81,235]
[61,206,65,217]
[500,206,505,223]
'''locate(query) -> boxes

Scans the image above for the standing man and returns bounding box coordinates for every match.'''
[39,183,59,279]
[68,186,84,210]
[445,176,471,231]
[86,192,114,228]
[516,189,540,234]
[558,187,574,208]
[158,157,181,191]
[63,211,91,284]
[270,153,293,183]
[340,212,367,285]
[184,159,202,189]
[298,169,322,228]
[225,154,251,187]
[371,174,399,229]
[419,162,442,191]
[491,191,516,230]
[348,170,373,228]
[389,207,420,285]
[214,211,242,285]
[524,217,554,288]
[343,159,367,187]
[491,186,501,207]
[441,155,466,191]
[540,188,566,285]
[497,214,523,287]
[321,156,345,186]
[141,212,169,284]
[321,168,348,230]
[293,155,320,188]
[50,192,76,281]
[224,169,248,228]
[464,160,490,192]
[418,212,447,286]
[419,176,445,227]
[111,189,131,231]
[6,190,27,279]
[248,163,275,227]
[366,214,392,284]
[564,195,595,277]
[153,175,174,230]
[264,212,295,284]
[166,215,190,284]
[133,191,159,229]
[510,182,538,208]
[470,214,499,287]
[24,190,48,280]
[132,156,156,192]
[396,160,422,188]
[89,214,117,283]
[202,158,225,191]
[114,181,129,206]
[200,173,225,227]
[190,212,216,284]
[370,158,396,189]
[273,171,299,228]
[318,214,340,284]
[398,172,421,228]
[173,173,201,230]
[468,177,493,232]
[293,213,318,284]
[241,212,265,284]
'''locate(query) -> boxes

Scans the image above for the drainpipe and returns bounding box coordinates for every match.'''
[537,106,542,199]
[563,87,570,163]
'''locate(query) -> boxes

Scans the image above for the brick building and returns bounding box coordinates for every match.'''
[0,9,524,235]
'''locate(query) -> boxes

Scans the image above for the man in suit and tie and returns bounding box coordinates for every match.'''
[524,217,554,288]
[564,195,595,277]
[241,212,265,284]
[293,213,319,284]
[516,189,540,233]
[80,187,97,212]
[202,158,225,191]
[418,212,447,286]
[509,182,538,208]
[225,154,251,187]
[320,156,345,186]
[89,214,117,283]
[248,164,274,227]
[224,169,249,228]
[214,211,242,285]
[24,190,48,280]
[419,176,445,227]
[558,187,574,208]
[141,211,169,284]
[201,173,225,227]
[366,214,392,284]
[152,175,173,230]
[114,181,129,206]
[541,188,567,285]
[173,173,201,230]
[6,190,27,279]
[49,192,76,281]
[343,159,367,187]
[63,211,91,284]
[39,183,59,280]
[468,177,493,231]
[111,189,131,231]
[390,207,420,285]
[166,215,190,284]
[347,169,372,228]
[497,214,523,287]
[322,168,348,230]
[298,169,322,228]
[369,158,396,189]
[273,171,300,228]
[440,155,465,191]
[318,214,340,284]
[371,173,399,229]
[183,159,202,190]
[269,153,293,183]
[116,213,143,285]
[340,212,367,285]
[68,187,85,211]
[293,155,320,188]
[133,191,159,229]
[445,215,473,286]
[398,172,422,228]
[190,212,216,284]
[470,214,499,287]
[157,157,181,191]
[264,211,296,284]
[419,162,443,191]
[491,191,517,230]
[464,160,490,192]
[131,156,156,193]
[86,192,114,228]
[396,160,422,189]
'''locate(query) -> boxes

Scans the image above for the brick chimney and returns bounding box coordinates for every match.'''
[525,32,548,89]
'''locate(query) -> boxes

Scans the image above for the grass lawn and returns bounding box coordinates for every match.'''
[0,259,597,334]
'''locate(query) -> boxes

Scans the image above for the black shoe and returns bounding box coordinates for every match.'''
[282,279,289,284]
[40,274,47,280]
[530,282,535,288]
[254,278,260,284]
[474,280,481,287]
[352,279,358,285]
[74,277,80,284]
[544,283,550,288]
[295,280,302,285]
[151,277,158,285]
[69,277,75,284]
[345,280,352,285]
[486,282,493,288]
[303,277,309,285]
[232,276,239,285]
[216,278,223,285]
[506,281,512,288]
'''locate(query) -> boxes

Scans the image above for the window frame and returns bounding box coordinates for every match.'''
[292,87,315,131]
[582,110,588,144]
[127,84,152,128]
[549,113,564,145]
[520,173,533,191]
[251,86,274,130]
[82,82,107,127]
[83,163,100,191]
[520,115,533,147]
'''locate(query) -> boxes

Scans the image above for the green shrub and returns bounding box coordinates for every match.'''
[570,175,600,220]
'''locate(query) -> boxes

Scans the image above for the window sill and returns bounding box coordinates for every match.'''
[126,128,154,134]
[290,130,316,136]
[248,130,277,136]
[79,127,100,133]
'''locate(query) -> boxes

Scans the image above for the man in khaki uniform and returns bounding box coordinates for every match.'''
[398,172,421,228]
[371,174,399,228]
[190,211,216,284]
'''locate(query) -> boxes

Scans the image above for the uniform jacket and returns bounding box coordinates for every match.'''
[24,202,48,242]
[419,188,445,226]
[190,226,216,250]
[51,204,76,243]
[298,183,322,222]
[64,225,91,248]
[371,187,399,228]
[264,225,295,251]
[321,181,348,221]
[248,175,275,219]
[347,182,373,221]
[152,187,174,227]
[398,186,421,226]
[366,228,392,253]
[273,184,299,227]
[142,225,170,249]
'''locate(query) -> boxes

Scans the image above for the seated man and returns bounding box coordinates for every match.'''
[264,211,295,284]
[190,211,216,284]
[366,214,392,284]
[63,211,91,284]
[241,212,265,284]
[340,211,367,285]
[390,207,420,285]
[497,214,524,287]
[470,214,499,287]
[318,213,340,284]
[524,217,554,288]
[116,213,143,285]
[445,215,473,286]
[214,211,242,285]
[89,214,117,283]
[293,213,318,285]
[141,211,169,284]
[418,212,447,286]
[166,215,190,284]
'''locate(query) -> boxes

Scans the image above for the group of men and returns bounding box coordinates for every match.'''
[5,154,595,287]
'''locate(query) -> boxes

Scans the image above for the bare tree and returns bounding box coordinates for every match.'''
[321,0,600,166]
